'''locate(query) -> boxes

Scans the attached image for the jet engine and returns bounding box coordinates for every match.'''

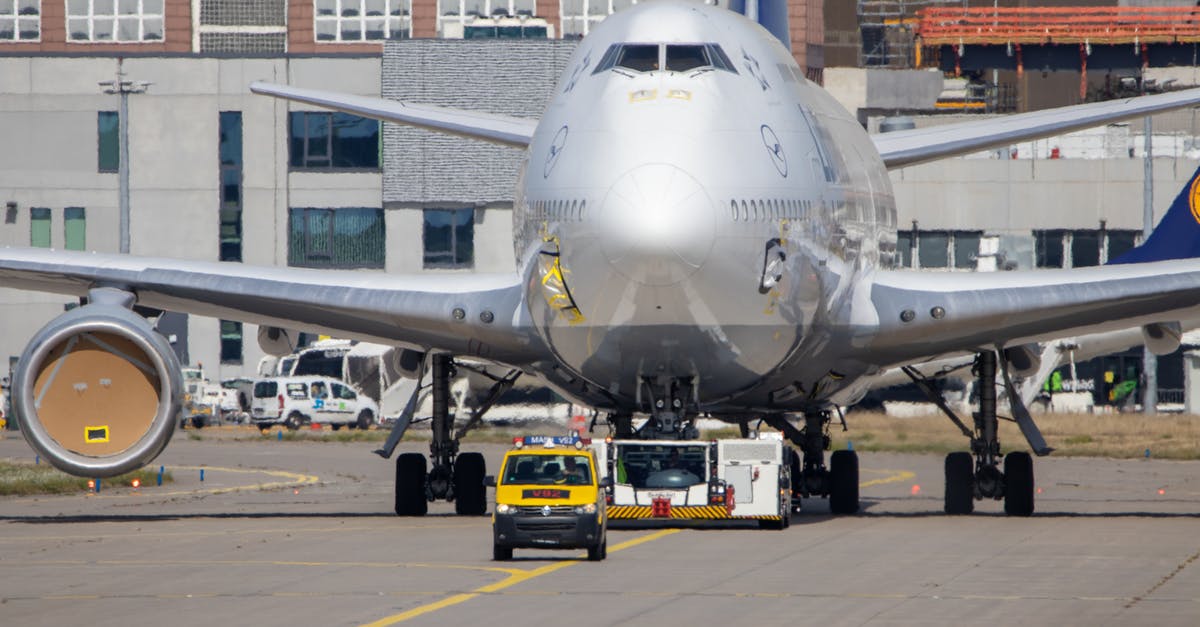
[1142,321,1183,356]
[257,325,297,357]
[13,295,183,478]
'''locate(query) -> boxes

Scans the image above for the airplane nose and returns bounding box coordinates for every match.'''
[599,163,716,286]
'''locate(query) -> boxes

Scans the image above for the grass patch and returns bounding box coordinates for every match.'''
[832,411,1200,459]
[0,461,173,496]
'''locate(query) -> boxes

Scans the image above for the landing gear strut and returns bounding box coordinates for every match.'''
[761,410,859,515]
[907,350,1035,516]
[391,354,487,516]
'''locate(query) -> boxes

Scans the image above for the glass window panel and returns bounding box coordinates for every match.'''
[617,44,659,72]
[118,0,138,14]
[220,320,243,364]
[314,18,336,40]
[64,207,86,251]
[331,113,379,168]
[116,16,138,41]
[612,0,633,10]
[454,209,474,265]
[143,17,161,39]
[953,232,980,269]
[0,2,11,16]
[315,0,336,15]
[440,0,460,15]
[17,0,35,15]
[366,0,387,15]
[17,16,36,38]
[98,111,119,172]
[342,1,361,17]
[66,0,86,14]
[305,113,331,158]
[340,21,361,40]
[67,18,87,39]
[918,231,948,268]
[365,18,385,38]
[93,17,114,40]
[219,111,242,166]
[30,207,51,248]
[1035,230,1064,268]
[1071,230,1100,268]
[464,0,484,15]
[1106,231,1137,261]
[0,18,12,40]
[145,0,163,13]
[562,0,583,15]
[587,0,608,15]
[95,0,114,15]
[896,231,913,268]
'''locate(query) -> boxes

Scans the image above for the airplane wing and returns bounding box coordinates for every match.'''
[863,260,1200,369]
[249,82,537,148]
[0,247,544,364]
[872,87,1200,169]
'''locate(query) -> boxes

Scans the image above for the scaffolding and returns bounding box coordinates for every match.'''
[858,1,966,68]
[916,6,1200,99]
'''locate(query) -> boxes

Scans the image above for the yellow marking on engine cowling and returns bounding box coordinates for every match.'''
[84,425,110,443]
[667,89,691,100]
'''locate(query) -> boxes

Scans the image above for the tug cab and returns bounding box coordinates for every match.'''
[487,434,609,561]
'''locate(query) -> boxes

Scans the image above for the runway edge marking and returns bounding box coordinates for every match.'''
[360,529,680,626]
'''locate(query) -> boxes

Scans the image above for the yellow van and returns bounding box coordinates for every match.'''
[487,434,608,561]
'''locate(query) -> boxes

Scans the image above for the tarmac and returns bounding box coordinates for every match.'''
[2,428,1199,626]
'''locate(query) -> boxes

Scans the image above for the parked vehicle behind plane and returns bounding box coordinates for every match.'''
[250,375,378,431]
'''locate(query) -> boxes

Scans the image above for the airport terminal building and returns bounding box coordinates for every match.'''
[2,0,1199,411]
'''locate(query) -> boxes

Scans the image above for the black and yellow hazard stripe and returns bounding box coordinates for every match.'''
[607,505,781,521]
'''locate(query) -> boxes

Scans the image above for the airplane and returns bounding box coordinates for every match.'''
[7,0,1200,518]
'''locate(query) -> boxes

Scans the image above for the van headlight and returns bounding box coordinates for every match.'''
[574,503,596,515]
[496,503,514,515]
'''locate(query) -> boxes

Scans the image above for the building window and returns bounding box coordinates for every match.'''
[288,111,379,170]
[98,111,119,172]
[900,230,981,269]
[896,231,913,269]
[220,320,243,364]
[219,111,243,262]
[1107,230,1138,260]
[1035,229,1140,268]
[1035,230,1066,268]
[67,0,165,43]
[30,207,50,248]
[437,0,539,37]
[0,0,41,41]
[313,0,411,42]
[423,208,474,269]
[288,207,385,268]
[64,207,85,250]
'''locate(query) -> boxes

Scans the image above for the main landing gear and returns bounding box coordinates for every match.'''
[905,350,1050,516]
[761,410,859,515]
[379,353,506,517]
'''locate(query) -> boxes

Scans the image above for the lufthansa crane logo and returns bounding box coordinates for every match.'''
[1190,174,1200,225]
[544,125,568,178]
[761,125,787,177]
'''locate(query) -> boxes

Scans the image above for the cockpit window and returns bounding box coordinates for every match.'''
[616,44,660,72]
[665,45,708,72]
[593,43,738,75]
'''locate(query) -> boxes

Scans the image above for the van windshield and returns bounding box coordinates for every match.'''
[253,381,277,398]
[502,454,592,486]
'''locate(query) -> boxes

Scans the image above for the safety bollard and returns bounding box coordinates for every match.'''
[95,478,101,493]
[277,430,283,441]
[35,454,39,465]
[200,468,205,482]
[847,440,854,451]
[157,465,164,486]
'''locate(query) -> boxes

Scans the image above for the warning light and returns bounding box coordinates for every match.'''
[911,484,921,495]
[87,480,95,489]
[1158,488,1166,495]
[1036,488,1043,494]
[131,479,140,488]
[293,489,300,495]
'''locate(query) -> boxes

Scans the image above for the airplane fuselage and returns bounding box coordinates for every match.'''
[513,2,897,414]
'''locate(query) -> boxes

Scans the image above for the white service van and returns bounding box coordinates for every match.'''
[250,375,378,430]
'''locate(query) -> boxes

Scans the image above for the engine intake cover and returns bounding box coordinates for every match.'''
[13,304,183,478]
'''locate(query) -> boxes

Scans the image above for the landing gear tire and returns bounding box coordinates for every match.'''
[394,452,428,516]
[453,452,487,516]
[356,410,374,430]
[944,451,975,515]
[285,412,303,431]
[1004,451,1035,517]
[331,424,342,431]
[493,543,512,561]
[829,450,859,515]
[587,537,607,561]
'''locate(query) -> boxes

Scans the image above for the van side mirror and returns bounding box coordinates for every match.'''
[598,477,612,488]
[484,475,496,487]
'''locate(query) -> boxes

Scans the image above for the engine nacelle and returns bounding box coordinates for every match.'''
[1142,321,1183,356]
[1002,343,1042,378]
[390,348,425,379]
[13,302,183,478]
[257,325,297,357]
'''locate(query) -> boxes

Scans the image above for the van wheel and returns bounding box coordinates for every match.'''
[330,424,342,431]
[587,537,607,561]
[356,410,374,430]
[285,412,303,431]
[493,543,512,561]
